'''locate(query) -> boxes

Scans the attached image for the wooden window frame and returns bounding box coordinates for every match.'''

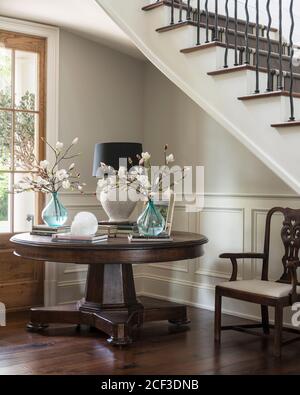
[0,30,46,230]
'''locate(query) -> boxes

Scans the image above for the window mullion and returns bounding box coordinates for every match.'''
[10,49,16,233]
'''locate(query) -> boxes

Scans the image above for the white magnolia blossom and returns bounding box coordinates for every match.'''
[69,163,75,170]
[16,181,31,190]
[56,169,69,181]
[166,154,175,164]
[137,175,150,189]
[118,166,127,179]
[78,185,83,191]
[62,180,71,190]
[141,152,151,161]
[40,160,49,169]
[56,141,64,151]
[71,137,79,145]
[36,176,49,186]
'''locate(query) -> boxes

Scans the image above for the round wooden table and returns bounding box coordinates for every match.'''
[11,232,208,345]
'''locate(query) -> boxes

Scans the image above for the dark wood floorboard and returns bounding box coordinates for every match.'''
[1,308,300,375]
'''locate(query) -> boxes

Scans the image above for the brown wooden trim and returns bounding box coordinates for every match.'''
[0,30,47,310]
[207,64,300,80]
[156,21,191,33]
[271,121,300,128]
[181,39,294,63]
[238,91,300,101]
[0,107,39,114]
[207,64,256,76]
[181,41,227,53]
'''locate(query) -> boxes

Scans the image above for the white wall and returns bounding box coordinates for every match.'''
[58,30,145,191]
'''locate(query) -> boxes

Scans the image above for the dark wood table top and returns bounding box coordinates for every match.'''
[10,232,208,265]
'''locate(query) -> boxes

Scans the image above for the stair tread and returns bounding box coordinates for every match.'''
[271,121,300,128]
[207,64,300,80]
[238,91,300,100]
[143,0,278,32]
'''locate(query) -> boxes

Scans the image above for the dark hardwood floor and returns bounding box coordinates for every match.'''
[1,307,300,375]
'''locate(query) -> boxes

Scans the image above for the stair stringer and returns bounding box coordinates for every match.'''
[95,0,300,194]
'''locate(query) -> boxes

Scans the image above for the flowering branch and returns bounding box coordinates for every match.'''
[14,137,86,194]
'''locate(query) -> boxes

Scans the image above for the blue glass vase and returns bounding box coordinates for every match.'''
[137,199,165,237]
[42,192,68,227]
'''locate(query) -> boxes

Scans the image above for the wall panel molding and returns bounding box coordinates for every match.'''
[51,191,300,326]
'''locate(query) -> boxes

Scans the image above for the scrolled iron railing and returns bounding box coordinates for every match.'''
[164,0,297,123]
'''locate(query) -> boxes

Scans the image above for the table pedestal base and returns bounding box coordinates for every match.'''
[28,263,189,345]
[27,296,189,345]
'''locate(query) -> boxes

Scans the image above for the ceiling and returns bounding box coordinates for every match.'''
[0,0,144,60]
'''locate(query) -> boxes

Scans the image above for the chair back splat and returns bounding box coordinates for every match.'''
[263,207,300,284]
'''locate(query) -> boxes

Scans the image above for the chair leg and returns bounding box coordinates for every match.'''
[214,289,222,344]
[274,304,283,358]
[261,305,270,335]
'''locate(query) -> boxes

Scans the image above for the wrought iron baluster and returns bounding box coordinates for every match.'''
[278,0,283,90]
[213,0,218,41]
[224,0,229,68]
[187,0,191,21]
[255,0,260,93]
[205,0,209,43]
[245,0,250,64]
[171,0,175,25]
[266,0,272,91]
[234,0,238,66]
[179,0,183,23]
[197,0,201,46]
[289,0,295,121]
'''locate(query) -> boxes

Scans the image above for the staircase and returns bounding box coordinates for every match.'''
[95,0,300,194]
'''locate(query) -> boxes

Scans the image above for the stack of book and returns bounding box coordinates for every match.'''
[52,232,108,244]
[99,221,137,237]
[31,225,71,237]
[128,232,173,243]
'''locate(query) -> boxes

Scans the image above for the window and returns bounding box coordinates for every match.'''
[0,31,46,233]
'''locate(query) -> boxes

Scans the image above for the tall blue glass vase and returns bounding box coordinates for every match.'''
[137,199,165,237]
[42,192,68,227]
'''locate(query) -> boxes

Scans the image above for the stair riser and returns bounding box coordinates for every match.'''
[252,54,300,77]
[148,1,278,39]
[210,47,300,95]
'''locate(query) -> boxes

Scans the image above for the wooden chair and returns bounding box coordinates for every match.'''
[215,207,300,357]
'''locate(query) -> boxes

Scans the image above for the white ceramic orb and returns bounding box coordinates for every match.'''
[71,212,98,236]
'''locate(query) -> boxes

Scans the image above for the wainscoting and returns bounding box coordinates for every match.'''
[50,192,300,327]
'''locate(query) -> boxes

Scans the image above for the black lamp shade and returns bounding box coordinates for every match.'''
[92,142,143,177]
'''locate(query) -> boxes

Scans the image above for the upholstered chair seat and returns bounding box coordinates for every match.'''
[218,280,299,299]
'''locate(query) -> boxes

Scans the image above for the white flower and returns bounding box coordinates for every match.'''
[141,152,151,161]
[118,166,127,179]
[166,154,175,164]
[71,137,79,145]
[17,182,31,190]
[78,185,83,191]
[62,180,71,190]
[137,175,150,189]
[40,160,49,169]
[69,163,75,170]
[56,141,64,151]
[56,169,69,181]
[36,176,48,186]
[97,179,108,189]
